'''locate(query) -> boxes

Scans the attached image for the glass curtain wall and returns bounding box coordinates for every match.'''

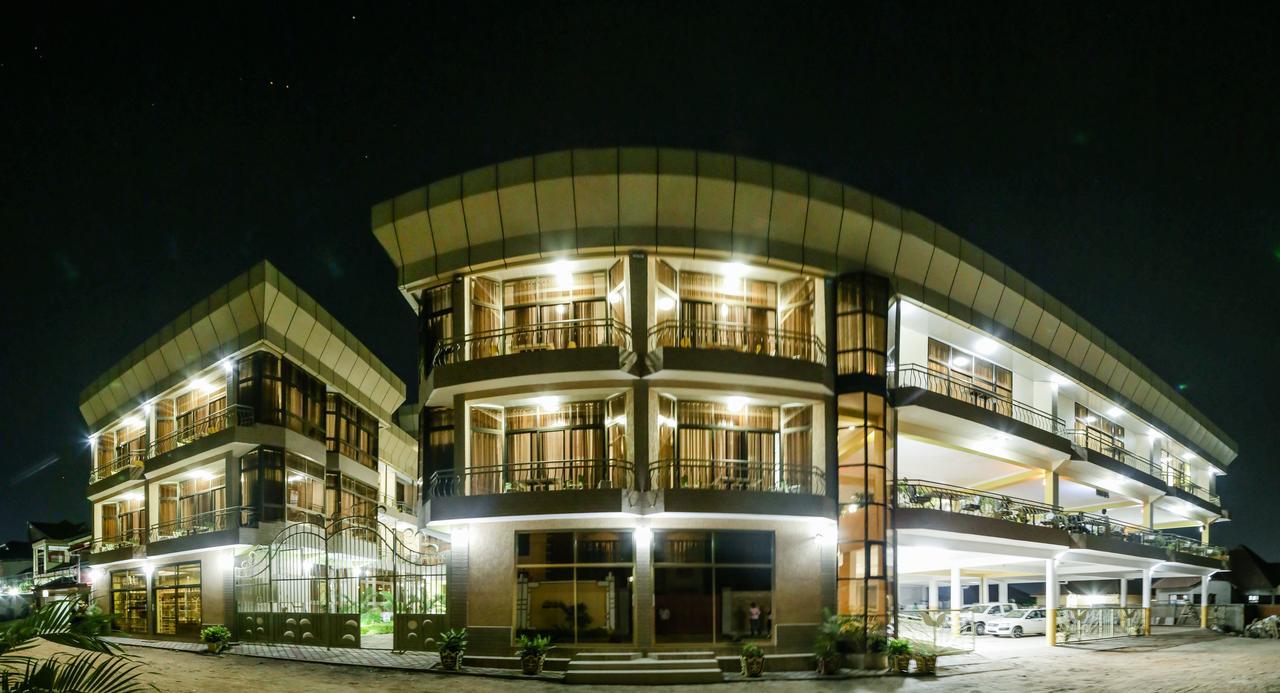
[156,472,226,538]
[153,561,202,637]
[835,275,888,376]
[236,352,326,441]
[653,530,774,643]
[421,407,455,483]
[498,266,617,352]
[1074,403,1125,457]
[515,531,634,644]
[240,447,325,525]
[110,568,148,634]
[926,339,1013,414]
[325,394,379,469]
[420,282,453,374]
[100,498,145,546]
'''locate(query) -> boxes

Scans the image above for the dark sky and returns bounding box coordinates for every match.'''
[2,3,1277,555]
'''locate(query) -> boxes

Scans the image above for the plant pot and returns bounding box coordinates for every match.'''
[440,650,463,671]
[867,652,888,670]
[206,642,222,654]
[521,654,545,676]
[916,654,937,675]
[892,654,912,674]
[816,655,841,675]
[741,655,765,677]
[845,653,865,670]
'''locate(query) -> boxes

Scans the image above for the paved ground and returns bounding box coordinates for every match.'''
[15,629,1280,691]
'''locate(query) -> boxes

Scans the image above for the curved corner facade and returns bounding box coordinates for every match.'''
[375,149,1235,655]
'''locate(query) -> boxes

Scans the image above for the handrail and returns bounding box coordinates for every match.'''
[150,404,254,458]
[890,364,1064,434]
[432,317,631,366]
[90,448,146,483]
[647,319,826,365]
[648,458,826,495]
[377,494,418,516]
[896,478,1227,561]
[1165,465,1220,505]
[88,527,147,554]
[429,459,635,496]
[1062,427,1164,479]
[149,506,254,543]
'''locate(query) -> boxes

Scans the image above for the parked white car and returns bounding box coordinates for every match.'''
[988,608,1048,638]
[960,602,1018,635]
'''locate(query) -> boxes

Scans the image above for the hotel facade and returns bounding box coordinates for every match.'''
[81,148,1233,658]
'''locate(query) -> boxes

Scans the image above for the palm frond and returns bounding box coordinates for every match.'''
[1,651,154,693]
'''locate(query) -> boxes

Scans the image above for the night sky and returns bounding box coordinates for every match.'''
[2,3,1277,556]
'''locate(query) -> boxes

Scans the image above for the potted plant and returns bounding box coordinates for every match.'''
[913,642,938,675]
[740,642,765,678]
[866,632,889,670]
[515,633,553,675]
[887,638,913,674]
[200,624,232,654]
[438,627,467,671]
[813,611,843,674]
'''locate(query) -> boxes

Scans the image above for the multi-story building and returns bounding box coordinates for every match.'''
[80,262,421,640]
[371,147,1233,654]
[28,520,91,606]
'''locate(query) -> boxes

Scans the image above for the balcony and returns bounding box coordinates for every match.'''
[149,506,256,548]
[85,527,147,564]
[432,317,631,366]
[1168,467,1220,506]
[90,449,146,484]
[430,459,635,496]
[1064,428,1165,480]
[151,404,254,457]
[377,494,418,518]
[891,364,1062,434]
[648,320,825,364]
[895,479,1227,563]
[647,459,826,495]
[329,440,378,470]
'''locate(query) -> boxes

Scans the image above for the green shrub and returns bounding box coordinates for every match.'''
[438,627,467,653]
[200,625,232,644]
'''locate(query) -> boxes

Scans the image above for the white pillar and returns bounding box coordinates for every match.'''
[1141,567,1153,635]
[980,576,990,603]
[1119,576,1128,606]
[1200,575,1211,628]
[951,566,962,635]
[998,581,1009,604]
[928,580,939,610]
[1046,558,1059,645]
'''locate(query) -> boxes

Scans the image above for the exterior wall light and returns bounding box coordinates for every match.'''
[975,338,998,355]
[142,563,154,577]
[634,526,652,547]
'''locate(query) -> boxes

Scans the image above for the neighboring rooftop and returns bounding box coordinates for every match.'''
[371,147,1237,468]
[79,261,407,432]
[27,521,90,543]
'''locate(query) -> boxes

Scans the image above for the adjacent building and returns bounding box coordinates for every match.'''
[28,520,91,607]
[371,147,1234,653]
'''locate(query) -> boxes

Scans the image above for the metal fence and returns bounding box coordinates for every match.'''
[648,459,826,495]
[648,319,826,364]
[1056,607,1146,642]
[432,317,630,365]
[894,609,976,654]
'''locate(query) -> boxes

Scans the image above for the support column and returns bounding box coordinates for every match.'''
[634,525,654,649]
[1141,501,1154,529]
[928,580,939,610]
[998,581,1009,604]
[980,576,990,603]
[1119,576,1128,607]
[1046,558,1059,645]
[1200,575,1211,629]
[950,566,962,635]
[1201,521,1211,545]
[1141,567,1153,635]
[1044,470,1059,507]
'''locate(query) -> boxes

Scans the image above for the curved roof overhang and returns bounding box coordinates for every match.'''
[80,261,407,432]
[370,147,1237,469]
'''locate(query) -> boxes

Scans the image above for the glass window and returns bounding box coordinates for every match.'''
[835,274,888,376]
[653,530,774,643]
[237,352,325,442]
[154,561,202,637]
[515,530,634,644]
[326,393,379,469]
[110,568,148,634]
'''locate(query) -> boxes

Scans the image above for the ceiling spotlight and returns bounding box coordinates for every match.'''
[607,291,621,304]
[656,296,675,311]
[123,416,144,428]
[534,396,561,412]
[1083,415,1097,423]
[1049,373,1070,386]
[726,396,748,413]
[1106,406,1122,418]
[975,338,998,355]
[721,262,747,280]
[719,304,730,318]
[952,356,970,368]
[550,260,572,287]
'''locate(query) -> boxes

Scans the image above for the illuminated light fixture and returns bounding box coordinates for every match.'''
[221,359,234,374]
[1083,415,1098,423]
[219,553,235,571]
[302,560,314,574]
[634,526,653,546]
[719,303,729,318]
[951,356,970,368]
[556,303,567,316]
[550,260,572,287]
[1107,406,1123,418]
[726,396,748,413]
[721,262,747,280]
[87,434,97,444]
[975,337,998,355]
[123,416,144,428]
[187,469,214,480]
[533,396,561,412]
[122,492,144,502]
[287,474,305,483]
[142,563,155,577]
[607,291,621,304]
[88,567,104,583]
[142,402,153,414]
[1049,373,1070,386]
[656,296,675,311]
[1185,452,1196,460]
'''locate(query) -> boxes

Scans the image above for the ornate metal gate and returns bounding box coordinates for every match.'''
[234,515,447,650]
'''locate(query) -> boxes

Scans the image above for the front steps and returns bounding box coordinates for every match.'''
[565,651,723,685]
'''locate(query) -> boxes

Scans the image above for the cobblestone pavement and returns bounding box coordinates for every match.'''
[17,630,1280,692]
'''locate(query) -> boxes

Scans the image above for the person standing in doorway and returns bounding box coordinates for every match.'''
[748,602,762,637]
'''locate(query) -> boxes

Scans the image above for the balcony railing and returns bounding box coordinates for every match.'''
[90,448,146,484]
[890,364,1064,434]
[150,404,254,458]
[1063,428,1165,479]
[648,320,826,365]
[149,506,254,543]
[1167,467,1220,505]
[648,459,826,495]
[429,459,635,497]
[377,495,418,517]
[896,479,1227,561]
[88,527,147,554]
[432,318,631,366]
[328,439,378,470]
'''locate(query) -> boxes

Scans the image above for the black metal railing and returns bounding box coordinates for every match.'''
[1166,464,1220,505]
[90,449,147,483]
[149,506,254,543]
[88,527,147,554]
[1063,428,1164,479]
[432,317,631,366]
[377,495,418,517]
[890,364,1064,434]
[647,459,826,495]
[429,459,635,497]
[895,478,1227,561]
[150,405,254,457]
[647,319,826,365]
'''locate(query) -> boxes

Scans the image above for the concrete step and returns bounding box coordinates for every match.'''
[572,651,641,661]
[651,650,716,660]
[716,653,814,672]
[563,667,724,685]
[568,657,718,671]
